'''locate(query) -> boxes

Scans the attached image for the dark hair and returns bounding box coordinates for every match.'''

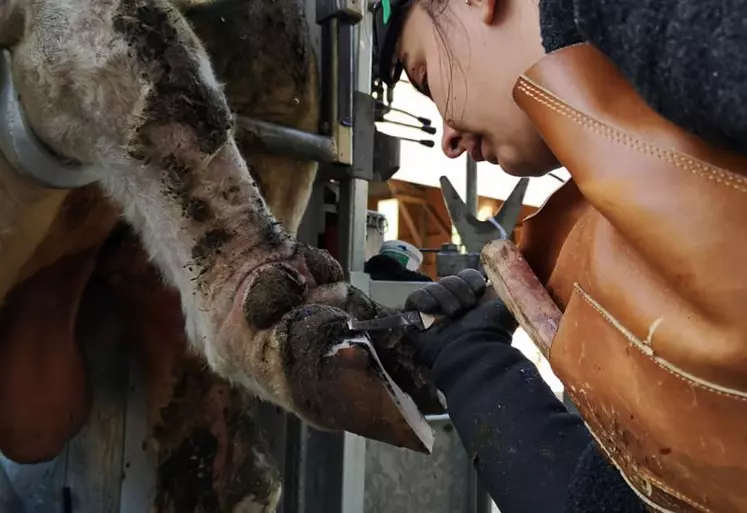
[418,0,468,124]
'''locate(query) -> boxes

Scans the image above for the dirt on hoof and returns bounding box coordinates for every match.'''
[242,262,309,331]
[305,284,445,416]
[298,244,344,286]
[273,303,434,451]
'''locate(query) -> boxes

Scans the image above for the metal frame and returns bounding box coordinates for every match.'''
[295,4,373,511]
[0,50,102,189]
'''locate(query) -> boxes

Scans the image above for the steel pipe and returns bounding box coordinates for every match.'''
[236,117,337,164]
[425,413,451,423]
[466,156,478,215]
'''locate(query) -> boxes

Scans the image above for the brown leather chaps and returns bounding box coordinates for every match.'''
[507,43,747,513]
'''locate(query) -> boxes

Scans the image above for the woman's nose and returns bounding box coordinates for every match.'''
[441,123,466,159]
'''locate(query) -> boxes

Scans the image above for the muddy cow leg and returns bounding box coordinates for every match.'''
[10,0,342,401]
[8,0,435,447]
[184,0,320,235]
[99,228,281,512]
[184,1,445,434]
[302,283,446,416]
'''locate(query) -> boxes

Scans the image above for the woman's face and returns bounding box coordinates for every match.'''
[396,0,559,176]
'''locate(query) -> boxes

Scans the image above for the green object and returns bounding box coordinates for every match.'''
[382,0,392,24]
[381,250,410,268]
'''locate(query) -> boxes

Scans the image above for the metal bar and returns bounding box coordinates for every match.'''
[323,17,339,137]
[455,159,495,513]
[0,462,22,513]
[338,177,369,276]
[341,434,367,513]
[119,358,156,513]
[425,414,451,423]
[465,156,478,215]
[340,271,371,513]
[236,117,337,164]
[335,20,354,164]
[338,23,354,129]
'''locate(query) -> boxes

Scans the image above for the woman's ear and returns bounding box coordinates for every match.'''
[0,0,24,47]
[478,0,498,25]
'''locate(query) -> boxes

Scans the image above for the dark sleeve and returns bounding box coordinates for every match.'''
[571,0,747,154]
[430,331,647,513]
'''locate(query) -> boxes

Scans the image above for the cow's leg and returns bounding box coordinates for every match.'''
[99,227,281,512]
[8,0,435,446]
[9,0,336,404]
[181,0,442,422]
[301,283,445,415]
[184,0,320,236]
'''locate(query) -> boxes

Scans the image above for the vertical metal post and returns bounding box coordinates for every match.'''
[464,156,493,513]
[301,3,370,513]
[338,178,369,275]
[120,359,156,513]
[337,5,371,279]
[336,14,371,513]
[0,462,22,513]
[465,156,478,215]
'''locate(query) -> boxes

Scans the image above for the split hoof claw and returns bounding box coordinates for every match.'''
[279,305,434,453]
[243,262,307,330]
[298,244,344,286]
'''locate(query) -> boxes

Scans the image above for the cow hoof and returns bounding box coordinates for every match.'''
[242,262,308,330]
[304,284,446,416]
[276,304,435,453]
[298,244,344,286]
[231,484,282,513]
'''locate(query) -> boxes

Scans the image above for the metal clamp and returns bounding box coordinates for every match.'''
[0,50,102,189]
[316,0,367,24]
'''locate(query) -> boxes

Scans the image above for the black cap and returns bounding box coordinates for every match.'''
[372,0,414,87]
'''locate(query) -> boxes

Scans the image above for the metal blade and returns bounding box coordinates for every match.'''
[439,176,529,253]
[493,177,529,238]
[347,311,425,332]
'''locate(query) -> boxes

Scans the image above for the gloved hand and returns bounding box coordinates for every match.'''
[404,269,518,368]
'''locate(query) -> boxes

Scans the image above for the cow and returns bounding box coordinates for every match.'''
[0,0,441,510]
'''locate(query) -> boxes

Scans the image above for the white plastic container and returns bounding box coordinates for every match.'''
[366,210,388,261]
[379,240,424,271]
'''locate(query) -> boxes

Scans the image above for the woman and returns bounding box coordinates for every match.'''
[374,1,747,512]
[374,0,746,171]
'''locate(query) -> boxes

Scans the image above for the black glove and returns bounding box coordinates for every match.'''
[404,269,518,368]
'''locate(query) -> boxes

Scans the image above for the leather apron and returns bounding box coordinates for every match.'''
[511,43,747,513]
